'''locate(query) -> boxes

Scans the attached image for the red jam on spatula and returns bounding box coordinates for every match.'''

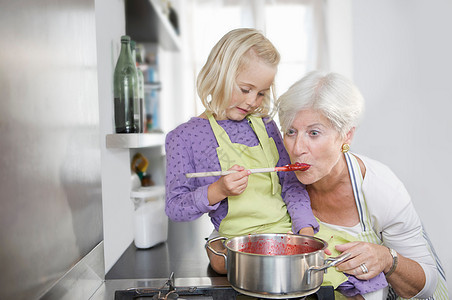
[275,162,310,172]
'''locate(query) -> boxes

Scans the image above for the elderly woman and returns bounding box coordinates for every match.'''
[277,71,448,299]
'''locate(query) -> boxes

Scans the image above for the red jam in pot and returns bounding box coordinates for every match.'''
[237,238,318,255]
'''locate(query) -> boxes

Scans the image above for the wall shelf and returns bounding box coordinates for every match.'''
[130,185,165,199]
[106,133,165,149]
[149,0,181,51]
[144,81,161,91]
[125,0,181,51]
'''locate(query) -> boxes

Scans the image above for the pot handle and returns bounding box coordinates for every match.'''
[205,236,228,265]
[306,252,351,285]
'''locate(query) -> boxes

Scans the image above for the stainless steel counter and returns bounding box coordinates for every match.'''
[91,215,229,299]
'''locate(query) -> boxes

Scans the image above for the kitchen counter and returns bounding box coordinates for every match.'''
[90,215,336,300]
[91,215,230,299]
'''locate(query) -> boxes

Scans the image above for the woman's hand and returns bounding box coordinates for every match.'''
[333,241,392,280]
[335,241,426,297]
[207,165,250,205]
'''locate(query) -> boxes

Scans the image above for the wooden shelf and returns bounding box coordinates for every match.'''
[106,133,165,149]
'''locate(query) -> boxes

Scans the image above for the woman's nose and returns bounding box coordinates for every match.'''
[290,136,306,157]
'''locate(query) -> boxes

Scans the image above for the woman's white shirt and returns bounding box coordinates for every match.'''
[320,154,438,298]
[359,154,437,298]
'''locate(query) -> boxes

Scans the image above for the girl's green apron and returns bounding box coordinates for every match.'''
[207,113,291,238]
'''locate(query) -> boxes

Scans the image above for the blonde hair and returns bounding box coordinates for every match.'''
[196,28,280,119]
[277,71,364,138]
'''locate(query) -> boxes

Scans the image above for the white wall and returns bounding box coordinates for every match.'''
[95,0,135,272]
[329,0,452,293]
[326,0,353,79]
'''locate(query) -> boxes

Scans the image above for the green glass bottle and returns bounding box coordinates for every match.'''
[113,35,139,133]
[131,40,145,133]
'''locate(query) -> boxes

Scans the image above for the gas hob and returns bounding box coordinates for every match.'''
[113,273,335,300]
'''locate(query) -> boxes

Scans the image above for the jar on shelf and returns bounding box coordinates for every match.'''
[131,186,168,249]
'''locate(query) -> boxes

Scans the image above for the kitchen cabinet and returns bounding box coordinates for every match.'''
[107,0,179,190]
[99,0,190,275]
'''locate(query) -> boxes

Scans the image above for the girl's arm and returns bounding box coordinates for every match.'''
[165,130,221,222]
[266,120,319,234]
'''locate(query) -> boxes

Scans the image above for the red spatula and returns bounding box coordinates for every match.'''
[185,162,310,178]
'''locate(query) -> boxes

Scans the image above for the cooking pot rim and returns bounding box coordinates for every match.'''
[223,233,328,257]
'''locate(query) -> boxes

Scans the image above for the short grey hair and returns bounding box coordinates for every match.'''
[277,71,364,138]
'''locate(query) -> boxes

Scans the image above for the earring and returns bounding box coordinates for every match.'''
[341,143,350,153]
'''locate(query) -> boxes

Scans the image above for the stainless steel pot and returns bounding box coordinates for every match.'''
[206,233,349,299]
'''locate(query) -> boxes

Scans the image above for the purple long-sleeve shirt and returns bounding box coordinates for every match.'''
[165,116,318,234]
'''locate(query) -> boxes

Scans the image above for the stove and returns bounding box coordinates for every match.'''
[114,273,335,300]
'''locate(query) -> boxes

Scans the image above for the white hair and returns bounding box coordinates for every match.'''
[277,71,364,138]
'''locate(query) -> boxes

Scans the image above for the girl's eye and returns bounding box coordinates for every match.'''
[258,92,266,97]
[241,88,250,94]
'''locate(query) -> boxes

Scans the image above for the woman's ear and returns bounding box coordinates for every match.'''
[345,127,356,144]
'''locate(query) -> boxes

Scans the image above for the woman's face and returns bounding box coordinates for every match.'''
[225,57,276,121]
[283,109,347,185]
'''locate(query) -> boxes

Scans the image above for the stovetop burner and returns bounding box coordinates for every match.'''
[115,286,239,300]
[114,273,335,300]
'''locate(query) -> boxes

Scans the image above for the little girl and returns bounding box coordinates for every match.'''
[165,28,318,274]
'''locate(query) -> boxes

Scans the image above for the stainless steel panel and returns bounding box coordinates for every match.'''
[41,242,105,300]
[0,0,102,299]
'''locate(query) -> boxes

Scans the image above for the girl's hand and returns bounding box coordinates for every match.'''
[334,241,392,280]
[293,228,331,255]
[219,165,250,196]
[298,227,314,236]
[207,165,250,205]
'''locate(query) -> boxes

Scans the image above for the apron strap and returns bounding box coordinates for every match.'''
[247,116,274,164]
[344,152,367,232]
[206,112,233,148]
[248,116,279,194]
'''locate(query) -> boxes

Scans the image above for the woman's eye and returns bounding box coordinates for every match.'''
[286,129,296,136]
[241,88,250,94]
[258,92,265,97]
[310,130,320,136]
